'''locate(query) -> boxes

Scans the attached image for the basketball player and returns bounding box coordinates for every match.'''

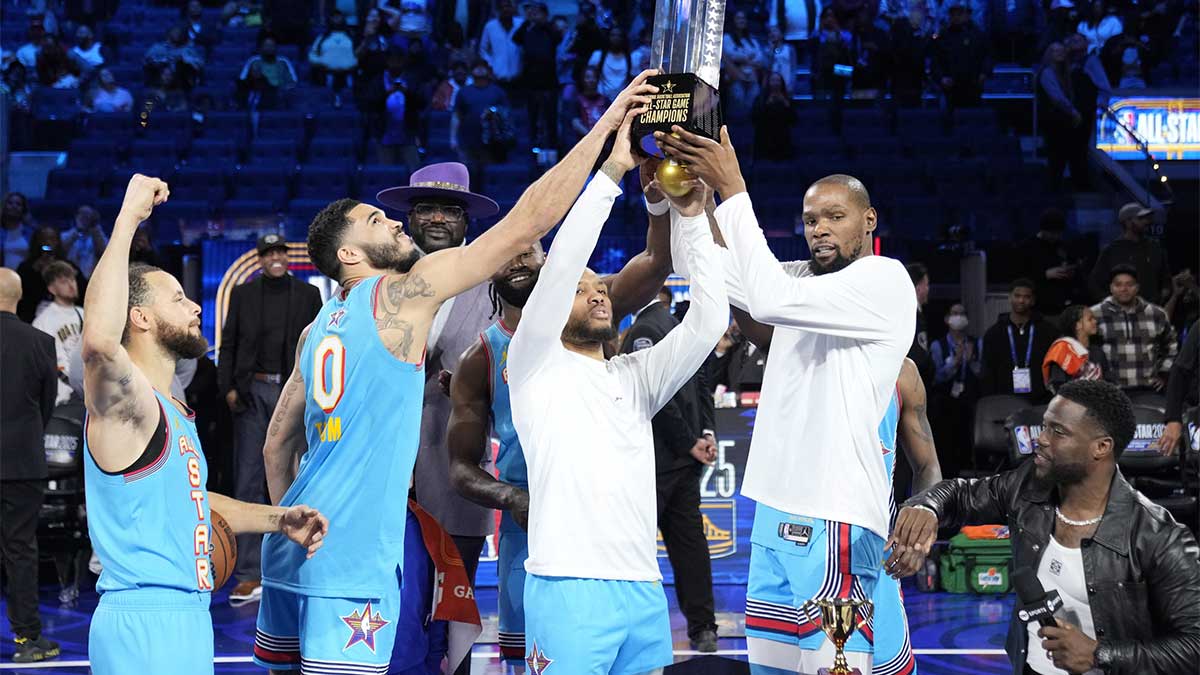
[874,358,943,675]
[252,72,659,674]
[446,162,673,668]
[656,126,916,673]
[80,174,330,675]
[505,122,727,674]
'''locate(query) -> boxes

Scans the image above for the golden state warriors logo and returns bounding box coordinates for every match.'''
[657,500,737,559]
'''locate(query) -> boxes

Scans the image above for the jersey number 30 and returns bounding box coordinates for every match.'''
[313,336,346,413]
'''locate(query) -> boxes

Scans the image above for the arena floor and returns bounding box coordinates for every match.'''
[0,581,1014,674]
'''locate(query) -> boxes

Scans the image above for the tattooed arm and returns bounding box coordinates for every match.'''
[209,492,329,558]
[81,174,170,473]
[897,357,943,494]
[265,325,312,504]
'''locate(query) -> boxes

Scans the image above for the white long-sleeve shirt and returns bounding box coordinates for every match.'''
[508,174,727,581]
[707,193,916,539]
[479,17,524,82]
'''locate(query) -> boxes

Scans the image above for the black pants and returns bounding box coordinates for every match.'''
[233,379,282,583]
[656,464,717,639]
[1,480,45,639]
[450,534,487,675]
[527,87,559,149]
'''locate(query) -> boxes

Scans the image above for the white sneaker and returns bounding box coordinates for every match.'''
[229,580,263,606]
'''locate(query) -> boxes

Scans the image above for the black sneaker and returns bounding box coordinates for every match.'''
[690,629,718,653]
[13,636,61,663]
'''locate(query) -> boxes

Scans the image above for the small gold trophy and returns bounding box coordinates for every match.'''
[802,598,872,675]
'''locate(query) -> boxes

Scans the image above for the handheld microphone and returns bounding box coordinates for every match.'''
[1013,567,1063,627]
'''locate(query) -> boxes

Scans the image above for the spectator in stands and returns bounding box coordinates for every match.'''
[752,71,795,160]
[1165,269,1198,336]
[1037,42,1090,190]
[261,0,313,46]
[16,226,85,322]
[588,27,633,102]
[377,57,420,172]
[36,38,80,89]
[987,0,1045,65]
[1157,318,1197,456]
[553,14,577,92]
[1088,202,1170,303]
[1045,0,1081,44]
[431,60,470,111]
[308,10,358,105]
[354,9,392,120]
[764,25,797,87]
[810,8,854,102]
[0,267,61,664]
[219,233,323,606]
[143,65,190,113]
[889,3,932,106]
[68,25,104,77]
[451,60,508,186]
[932,1,992,109]
[15,15,46,69]
[239,36,298,111]
[562,65,609,151]
[85,68,133,113]
[184,0,220,55]
[566,0,607,83]
[1018,208,1088,317]
[32,261,83,406]
[129,223,161,268]
[630,27,653,72]
[1,193,33,269]
[1042,304,1114,396]
[724,10,766,85]
[770,0,819,40]
[513,2,562,150]
[144,25,205,92]
[1076,0,1122,54]
[1065,32,1111,108]
[479,0,523,88]
[1091,264,1178,392]
[61,205,108,278]
[980,278,1057,402]
[849,6,891,98]
[724,330,767,393]
[930,302,982,476]
[908,262,936,387]
[0,63,35,146]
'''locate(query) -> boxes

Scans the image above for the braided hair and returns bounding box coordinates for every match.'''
[488,281,502,320]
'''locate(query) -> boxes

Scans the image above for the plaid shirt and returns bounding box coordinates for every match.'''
[1091,296,1178,389]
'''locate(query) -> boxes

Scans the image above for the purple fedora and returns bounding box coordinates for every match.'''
[376,162,499,217]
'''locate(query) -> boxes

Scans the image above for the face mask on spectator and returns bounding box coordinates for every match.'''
[948,315,969,331]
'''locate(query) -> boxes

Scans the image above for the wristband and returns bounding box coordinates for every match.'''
[644,197,670,216]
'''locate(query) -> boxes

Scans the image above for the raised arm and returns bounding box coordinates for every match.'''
[634,183,728,415]
[605,158,673,320]
[265,324,312,505]
[897,358,943,494]
[81,174,170,472]
[404,71,658,306]
[447,340,529,528]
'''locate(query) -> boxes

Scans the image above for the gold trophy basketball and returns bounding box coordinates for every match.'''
[802,598,873,675]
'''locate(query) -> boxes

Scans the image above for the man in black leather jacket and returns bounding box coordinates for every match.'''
[887,379,1200,675]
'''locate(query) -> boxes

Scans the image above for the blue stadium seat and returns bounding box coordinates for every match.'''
[28,199,80,228]
[195,111,250,143]
[287,198,332,227]
[484,163,532,200]
[953,107,1000,137]
[68,138,119,169]
[306,138,359,169]
[896,108,948,139]
[32,87,81,120]
[135,110,193,144]
[190,85,237,112]
[254,112,306,142]
[294,167,351,199]
[221,200,280,228]
[83,112,137,142]
[425,111,454,155]
[45,169,103,201]
[151,200,213,244]
[231,167,291,208]
[244,139,300,169]
[127,138,182,174]
[170,167,228,203]
[357,165,407,203]
[187,139,240,167]
[311,110,362,140]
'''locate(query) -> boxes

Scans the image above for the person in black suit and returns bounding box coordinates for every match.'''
[619,287,720,653]
[0,267,61,663]
[217,234,322,604]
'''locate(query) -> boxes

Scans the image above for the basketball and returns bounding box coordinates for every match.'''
[210,509,237,590]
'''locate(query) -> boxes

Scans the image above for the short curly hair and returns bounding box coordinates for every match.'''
[307,198,360,282]
[1056,379,1137,458]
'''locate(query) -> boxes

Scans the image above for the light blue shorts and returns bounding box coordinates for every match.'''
[89,587,213,675]
[523,574,672,675]
[498,530,528,662]
[872,571,917,675]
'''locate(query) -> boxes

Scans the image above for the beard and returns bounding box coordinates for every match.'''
[411,224,466,254]
[362,241,419,274]
[809,236,865,275]
[1033,456,1089,486]
[562,314,617,344]
[493,276,538,309]
[157,321,209,360]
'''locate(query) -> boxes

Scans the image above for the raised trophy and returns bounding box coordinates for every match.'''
[801,598,873,675]
[630,0,726,196]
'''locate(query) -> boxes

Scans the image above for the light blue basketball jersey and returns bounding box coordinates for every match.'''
[84,391,212,594]
[261,275,425,598]
[879,389,901,529]
[481,320,527,534]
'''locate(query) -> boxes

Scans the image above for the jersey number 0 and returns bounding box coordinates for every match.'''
[313,335,346,413]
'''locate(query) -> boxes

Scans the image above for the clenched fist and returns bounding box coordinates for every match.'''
[118,174,170,225]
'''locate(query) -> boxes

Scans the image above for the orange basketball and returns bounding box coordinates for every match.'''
[209,509,238,590]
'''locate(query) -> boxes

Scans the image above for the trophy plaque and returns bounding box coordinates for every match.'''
[631,0,726,160]
[802,598,872,675]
